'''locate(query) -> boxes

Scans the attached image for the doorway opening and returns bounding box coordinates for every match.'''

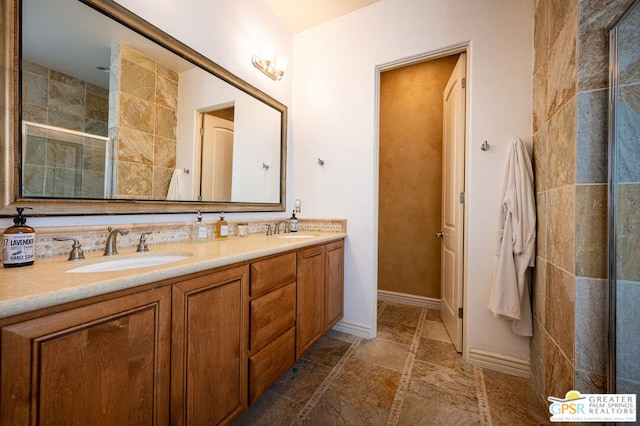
[376,45,468,352]
[195,105,235,202]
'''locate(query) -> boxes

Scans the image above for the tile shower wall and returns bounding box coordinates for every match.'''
[109,45,178,199]
[21,60,109,197]
[531,0,629,404]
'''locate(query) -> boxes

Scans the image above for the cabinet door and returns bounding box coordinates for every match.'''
[1,286,171,425]
[325,240,344,330]
[296,245,325,358]
[171,266,248,426]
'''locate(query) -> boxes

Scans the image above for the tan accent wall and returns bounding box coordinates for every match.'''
[378,56,458,299]
[109,45,178,199]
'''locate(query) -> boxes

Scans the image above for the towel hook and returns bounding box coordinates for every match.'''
[480,141,490,151]
[183,168,190,174]
[318,158,325,166]
[262,162,270,170]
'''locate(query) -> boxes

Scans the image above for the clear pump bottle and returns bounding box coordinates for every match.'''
[191,211,210,241]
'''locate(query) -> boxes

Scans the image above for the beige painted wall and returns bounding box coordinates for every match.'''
[378,55,458,299]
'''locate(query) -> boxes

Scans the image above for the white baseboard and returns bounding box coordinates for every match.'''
[332,320,372,339]
[468,348,531,378]
[377,290,441,311]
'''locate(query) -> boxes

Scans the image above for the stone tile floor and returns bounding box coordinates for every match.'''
[234,301,550,425]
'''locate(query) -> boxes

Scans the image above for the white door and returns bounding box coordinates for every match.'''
[201,114,234,201]
[440,53,466,352]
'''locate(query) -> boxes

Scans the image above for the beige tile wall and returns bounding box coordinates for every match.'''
[109,45,178,199]
[531,0,630,403]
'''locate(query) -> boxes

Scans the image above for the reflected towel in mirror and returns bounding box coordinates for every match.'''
[166,169,184,200]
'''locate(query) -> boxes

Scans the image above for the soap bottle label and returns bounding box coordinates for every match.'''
[219,225,228,237]
[3,233,35,265]
[197,226,207,239]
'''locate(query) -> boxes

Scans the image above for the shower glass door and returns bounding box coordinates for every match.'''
[608,0,640,397]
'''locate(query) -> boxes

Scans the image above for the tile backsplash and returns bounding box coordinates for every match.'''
[1,218,346,260]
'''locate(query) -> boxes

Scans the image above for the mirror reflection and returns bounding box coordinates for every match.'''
[20,0,283,205]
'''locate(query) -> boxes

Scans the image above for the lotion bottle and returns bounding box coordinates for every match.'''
[191,211,209,241]
[3,207,36,268]
[215,212,228,238]
[289,210,298,232]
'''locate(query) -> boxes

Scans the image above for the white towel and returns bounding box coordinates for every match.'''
[166,169,184,200]
[488,137,536,337]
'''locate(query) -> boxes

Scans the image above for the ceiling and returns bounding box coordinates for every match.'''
[263,0,381,33]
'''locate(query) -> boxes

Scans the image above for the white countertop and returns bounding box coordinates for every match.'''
[0,232,346,319]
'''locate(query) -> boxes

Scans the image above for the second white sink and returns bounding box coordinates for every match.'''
[68,253,191,273]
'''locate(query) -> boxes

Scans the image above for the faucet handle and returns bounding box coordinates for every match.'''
[54,237,85,261]
[266,224,272,236]
[137,231,152,252]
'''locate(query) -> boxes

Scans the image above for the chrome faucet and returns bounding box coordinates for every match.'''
[104,227,129,256]
[275,221,289,234]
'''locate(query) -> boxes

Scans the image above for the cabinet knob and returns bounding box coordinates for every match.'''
[435,232,444,238]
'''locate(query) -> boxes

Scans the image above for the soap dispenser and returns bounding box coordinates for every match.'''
[3,207,36,267]
[215,212,228,238]
[191,211,209,241]
[289,210,298,232]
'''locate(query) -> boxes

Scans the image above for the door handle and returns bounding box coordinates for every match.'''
[435,232,444,238]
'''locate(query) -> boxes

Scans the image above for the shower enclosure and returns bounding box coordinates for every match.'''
[608,0,640,397]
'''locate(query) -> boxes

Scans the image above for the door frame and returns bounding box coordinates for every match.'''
[374,43,470,351]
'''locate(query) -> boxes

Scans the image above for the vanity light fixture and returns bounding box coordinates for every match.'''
[252,44,287,81]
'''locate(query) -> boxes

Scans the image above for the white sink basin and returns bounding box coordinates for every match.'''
[275,233,317,239]
[68,253,191,273]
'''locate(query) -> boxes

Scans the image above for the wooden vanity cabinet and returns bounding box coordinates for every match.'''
[171,265,248,426]
[0,237,344,424]
[0,285,172,425]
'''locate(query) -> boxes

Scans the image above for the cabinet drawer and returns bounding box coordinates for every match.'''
[250,253,296,298]
[250,282,296,351]
[248,327,295,405]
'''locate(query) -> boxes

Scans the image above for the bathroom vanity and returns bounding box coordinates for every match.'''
[0,233,345,425]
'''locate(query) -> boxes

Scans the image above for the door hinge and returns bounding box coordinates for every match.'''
[461,77,466,89]
[459,192,465,204]
[458,307,463,319]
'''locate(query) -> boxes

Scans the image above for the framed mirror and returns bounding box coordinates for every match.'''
[0,0,287,216]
